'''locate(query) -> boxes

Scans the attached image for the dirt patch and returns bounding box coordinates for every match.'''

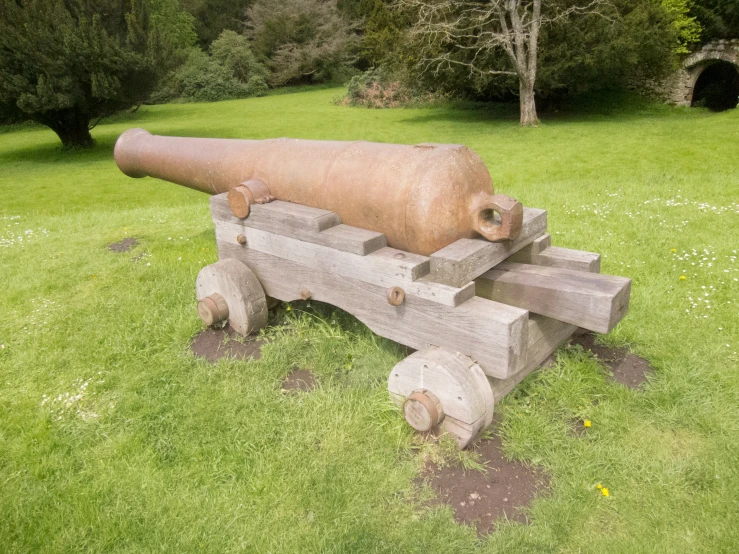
[108,237,138,252]
[421,429,548,536]
[281,369,316,392]
[572,333,653,389]
[570,419,589,437]
[191,327,264,363]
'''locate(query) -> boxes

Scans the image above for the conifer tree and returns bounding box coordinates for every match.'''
[0,0,194,148]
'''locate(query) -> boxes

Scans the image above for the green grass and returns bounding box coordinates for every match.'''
[1,88,738,553]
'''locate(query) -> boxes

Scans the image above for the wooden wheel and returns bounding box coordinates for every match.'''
[196,259,268,336]
[388,347,494,449]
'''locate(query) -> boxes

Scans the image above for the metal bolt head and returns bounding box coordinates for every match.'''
[386,286,405,306]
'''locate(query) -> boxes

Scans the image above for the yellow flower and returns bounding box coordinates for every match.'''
[286,305,291,311]
[670,248,676,253]
[601,487,610,497]
[596,483,603,489]
[583,419,592,428]
[680,275,687,281]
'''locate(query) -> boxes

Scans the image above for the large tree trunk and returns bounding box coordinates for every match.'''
[39,110,95,148]
[519,80,538,127]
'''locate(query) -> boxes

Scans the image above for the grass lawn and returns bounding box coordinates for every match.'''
[1,88,738,553]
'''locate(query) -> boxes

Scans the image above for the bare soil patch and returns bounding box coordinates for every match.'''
[191,327,264,363]
[108,237,138,252]
[421,428,548,536]
[570,419,589,437]
[572,333,653,389]
[281,369,316,392]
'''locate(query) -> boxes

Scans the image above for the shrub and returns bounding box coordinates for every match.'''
[344,68,444,108]
[346,69,409,107]
[151,32,270,104]
[244,75,270,97]
[152,49,249,103]
[210,30,267,83]
[247,0,360,86]
[178,54,249,102]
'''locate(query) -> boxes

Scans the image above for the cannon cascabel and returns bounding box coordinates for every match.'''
[114,128,522,255]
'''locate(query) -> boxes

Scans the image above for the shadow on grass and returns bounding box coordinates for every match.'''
[0,135,118,165]
[540,89,705,122]
[0,102,227,164]
[1,89,724,166]
[396,101,520,127]
[398,90,709,127]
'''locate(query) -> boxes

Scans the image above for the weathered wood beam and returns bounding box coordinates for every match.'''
[488,314,577,401]
[218,242,530,379]
[476,262,631,334]
[507,234,600,273]
[211,195,387,256]
[428,208,547,287]
[214,219,476,307]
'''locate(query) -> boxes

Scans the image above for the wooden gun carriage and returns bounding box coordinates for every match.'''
[198,195,630,447]
[115,129,631,448]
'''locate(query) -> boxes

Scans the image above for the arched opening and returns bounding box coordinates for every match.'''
[691,61,739,111]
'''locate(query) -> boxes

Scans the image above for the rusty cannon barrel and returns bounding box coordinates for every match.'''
[114,128,523,255]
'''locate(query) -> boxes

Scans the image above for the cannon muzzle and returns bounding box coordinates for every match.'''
[114,128,523,255]
[114,128,152,178]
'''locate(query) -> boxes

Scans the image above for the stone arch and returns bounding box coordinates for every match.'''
[667,40,739,107]
[690,61,739,110]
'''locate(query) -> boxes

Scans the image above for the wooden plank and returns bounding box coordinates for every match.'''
[214,219,475,307]
[522,233,551,255]
[211,194,339,230]
[488,314,576,401]
[507,237,601,273]
[218,241,529,378]
[428,208,547,287]
[215,219,425,280]
[318,224,387,256]
[211,194,387,256]
[476,262,631,333]
[536,247,601,273]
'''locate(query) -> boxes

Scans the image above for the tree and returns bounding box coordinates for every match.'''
[210,30,267,83]
[151,31,268,103]
[338,0,405,68]
[399,0,611,126]
[661,0,702,52]
[246,0,360,86]
[691,0,739,40]
[534,0,688,99]
[0,0,195,148]
[181,0,252,48]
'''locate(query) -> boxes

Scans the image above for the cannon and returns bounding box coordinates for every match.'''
[114,128,523,255]
[115,129,631,448]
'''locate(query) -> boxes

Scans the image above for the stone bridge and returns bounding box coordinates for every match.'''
[668,39,739,108]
